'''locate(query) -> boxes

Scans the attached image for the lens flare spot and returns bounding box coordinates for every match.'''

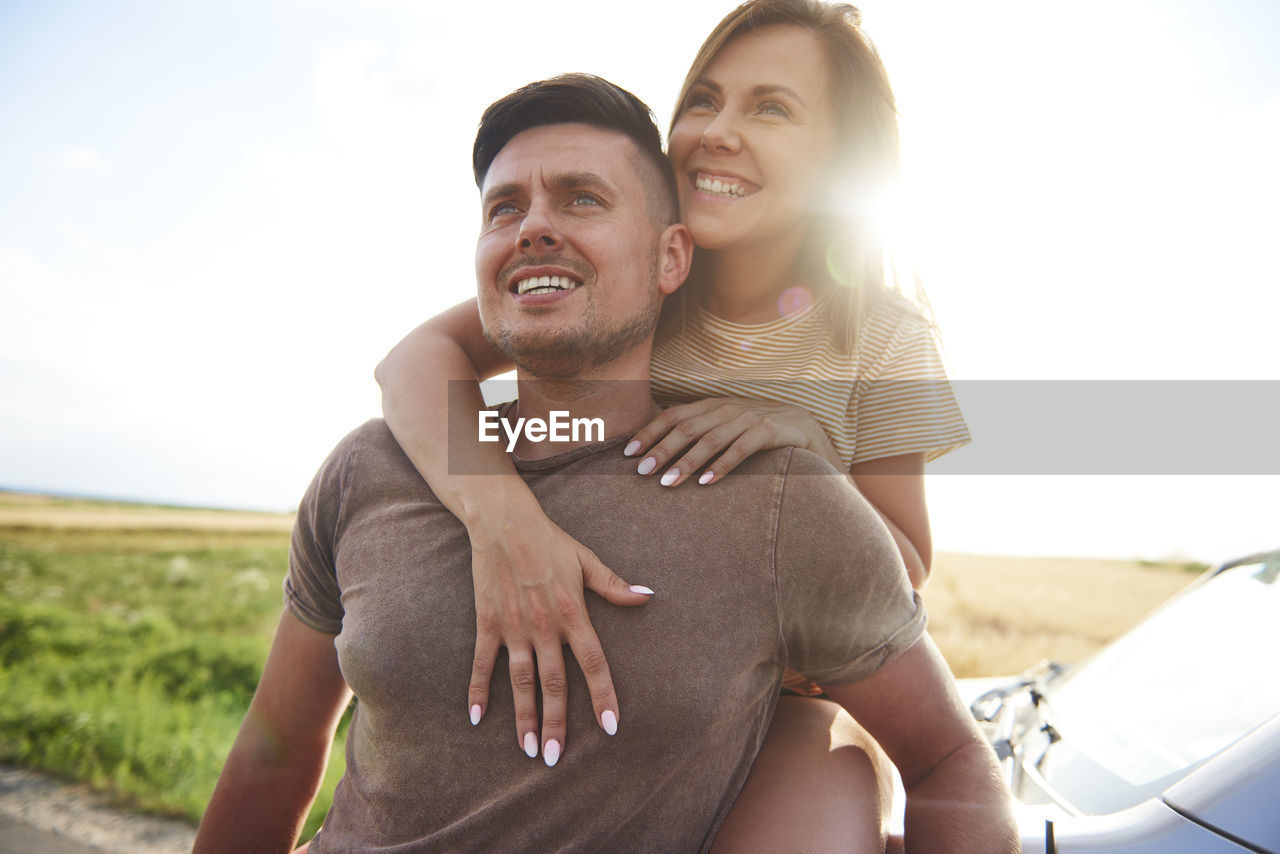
[825,243,851,287]
[778,286,815,317]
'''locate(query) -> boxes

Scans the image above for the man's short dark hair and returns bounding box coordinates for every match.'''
[472,73,678,226]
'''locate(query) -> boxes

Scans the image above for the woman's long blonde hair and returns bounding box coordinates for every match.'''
[658,0,916,351]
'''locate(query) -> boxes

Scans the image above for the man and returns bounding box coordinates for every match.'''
[194,74,1017,853]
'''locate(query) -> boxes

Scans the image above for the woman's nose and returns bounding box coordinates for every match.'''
[700,111,741,154]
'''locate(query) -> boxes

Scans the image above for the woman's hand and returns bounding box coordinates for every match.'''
[465,488,654,766]
[625,398,841,485]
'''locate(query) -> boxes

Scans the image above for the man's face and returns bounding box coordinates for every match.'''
[475,123,667,379]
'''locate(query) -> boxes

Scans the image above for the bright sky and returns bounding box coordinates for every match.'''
[2,0,1277,561]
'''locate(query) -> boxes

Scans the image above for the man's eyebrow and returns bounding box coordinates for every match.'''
[481,182,522,210]
[551,171,616,195]
[481,172,615,207]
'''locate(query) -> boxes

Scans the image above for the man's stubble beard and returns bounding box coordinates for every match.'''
[484,256,661,381]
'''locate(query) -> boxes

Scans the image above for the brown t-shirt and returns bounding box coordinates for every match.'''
[286,418,925,853]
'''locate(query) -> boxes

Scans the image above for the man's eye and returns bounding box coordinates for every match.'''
[570,194,601,207]
[488,202,519,220]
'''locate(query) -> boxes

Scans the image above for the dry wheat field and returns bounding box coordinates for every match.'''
[925,551,1199,677]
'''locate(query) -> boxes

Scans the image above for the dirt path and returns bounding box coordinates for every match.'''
[0,766,195,854]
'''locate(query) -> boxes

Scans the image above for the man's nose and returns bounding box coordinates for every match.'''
[518,200,563,251]
[700,111,742,154]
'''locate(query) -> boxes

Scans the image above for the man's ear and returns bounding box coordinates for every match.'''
[655,223,694,296]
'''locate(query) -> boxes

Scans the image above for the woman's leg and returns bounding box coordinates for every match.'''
[712,696,893,854]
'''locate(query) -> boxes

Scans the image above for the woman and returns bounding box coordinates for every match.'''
[377,1,967,848]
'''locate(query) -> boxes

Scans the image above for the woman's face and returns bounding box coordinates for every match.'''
[668,24,837,254]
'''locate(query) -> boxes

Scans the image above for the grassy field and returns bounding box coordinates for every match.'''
[0,490,1202,834]
[0,491,343,840]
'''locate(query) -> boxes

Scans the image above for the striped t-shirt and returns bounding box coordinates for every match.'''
[649,290,970,470]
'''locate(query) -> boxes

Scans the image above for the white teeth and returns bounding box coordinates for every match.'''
[515,275,581,295]
[696,175,747,197]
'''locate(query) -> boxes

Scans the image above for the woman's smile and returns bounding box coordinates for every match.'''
[691,169,759,200]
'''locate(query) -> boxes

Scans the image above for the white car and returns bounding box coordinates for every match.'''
[893,548,1280,853]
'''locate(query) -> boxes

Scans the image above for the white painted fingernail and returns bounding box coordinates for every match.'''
[470,704,482,725]
[623,440,642,457]
[660,469,680,486]
[637,457,657,475]
[698,471,715,485]
[601,710,618,736]
[544,739,561,767]
[629,585,655,595]
[524,732,538,758]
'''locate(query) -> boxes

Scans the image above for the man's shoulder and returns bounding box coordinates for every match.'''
[718,445,847,487]
[727,445,846,480]
[328,418,400,457]
[771,448,885,534]
[775,447,845,478]
[349,417,397,446]
[312,418,419,491]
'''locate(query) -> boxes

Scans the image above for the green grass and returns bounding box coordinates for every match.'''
[0,524,346,840]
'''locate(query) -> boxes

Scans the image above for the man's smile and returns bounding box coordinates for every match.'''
[514,274,583,295]
[502,262,588,300]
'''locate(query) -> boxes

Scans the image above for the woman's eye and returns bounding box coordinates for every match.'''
[757,101,790,118]
[685,92,716,112]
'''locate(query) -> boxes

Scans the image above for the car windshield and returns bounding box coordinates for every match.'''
[1041,551,1280,810]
